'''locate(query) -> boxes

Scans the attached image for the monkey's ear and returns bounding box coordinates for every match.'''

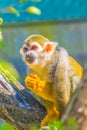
[44,42,58,52]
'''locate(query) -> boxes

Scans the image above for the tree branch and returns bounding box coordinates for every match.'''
[0,74,46,130]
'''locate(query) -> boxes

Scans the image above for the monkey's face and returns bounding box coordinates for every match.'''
[20,42,43,65]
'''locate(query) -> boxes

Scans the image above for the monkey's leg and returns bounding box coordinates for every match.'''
[41,101,59,127]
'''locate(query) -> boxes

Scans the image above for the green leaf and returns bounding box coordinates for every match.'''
[0,18,3,25]
[20,0,27,3]
[49,120,64,130]
[30,126,39,130]
[0,123,14,130]
[26,6,41,15]
[8,7,20,17]
[31,0,41,2]
[0,60,20,80]
[68,118,78,130]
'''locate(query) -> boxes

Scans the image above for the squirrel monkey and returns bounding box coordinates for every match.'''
[20,35,83,127]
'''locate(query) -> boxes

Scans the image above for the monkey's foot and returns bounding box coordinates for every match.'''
[41,106,59,127]
[25,74,45,93]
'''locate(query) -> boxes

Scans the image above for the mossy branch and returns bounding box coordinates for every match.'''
[0,65,24,90]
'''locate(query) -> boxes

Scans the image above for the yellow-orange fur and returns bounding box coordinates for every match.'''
[20,34,83,127]
[25,56,83,126]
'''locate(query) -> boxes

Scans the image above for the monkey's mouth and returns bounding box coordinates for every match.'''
[25,55,35,64]
[26,57,30,61]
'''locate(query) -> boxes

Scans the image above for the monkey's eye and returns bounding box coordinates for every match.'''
[23,47,28,52]
[31,45,38,50]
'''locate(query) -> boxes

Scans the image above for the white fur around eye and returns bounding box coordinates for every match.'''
[20,44,27,54]
[31,42,43,52]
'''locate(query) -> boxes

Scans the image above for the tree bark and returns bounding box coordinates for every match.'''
[0,75,46,130]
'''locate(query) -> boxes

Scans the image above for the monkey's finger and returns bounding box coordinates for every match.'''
[26,77,45,87]
[26,79,39,84]
[29,74,40,80]
[25,79,38,87]
[27,75,39,80]
[29,74,37,78]
[25,76,36,82]
[26,77,41,84]
[26,83,37,91]
[25,80,35,87]
[29,73,36,78]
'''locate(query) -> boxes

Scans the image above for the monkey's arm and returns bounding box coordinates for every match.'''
[54,48,71,114]
[25,74,54,102]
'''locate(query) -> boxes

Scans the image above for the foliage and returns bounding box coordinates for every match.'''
[0,0,41,22]
[30,118,78,130]
[0,60,20,80]
[0,118,78,130]
[0,18,3,25]
[67,118,78,130]
[0,123,14,130]
[30,126,39,130]
[26,6,41,15]
[48,120,64,130]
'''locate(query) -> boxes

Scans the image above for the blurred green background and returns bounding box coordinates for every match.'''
[1,20,87,82]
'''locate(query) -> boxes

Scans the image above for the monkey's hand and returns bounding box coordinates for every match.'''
[25,74,45,92]
[25,74,54,102]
